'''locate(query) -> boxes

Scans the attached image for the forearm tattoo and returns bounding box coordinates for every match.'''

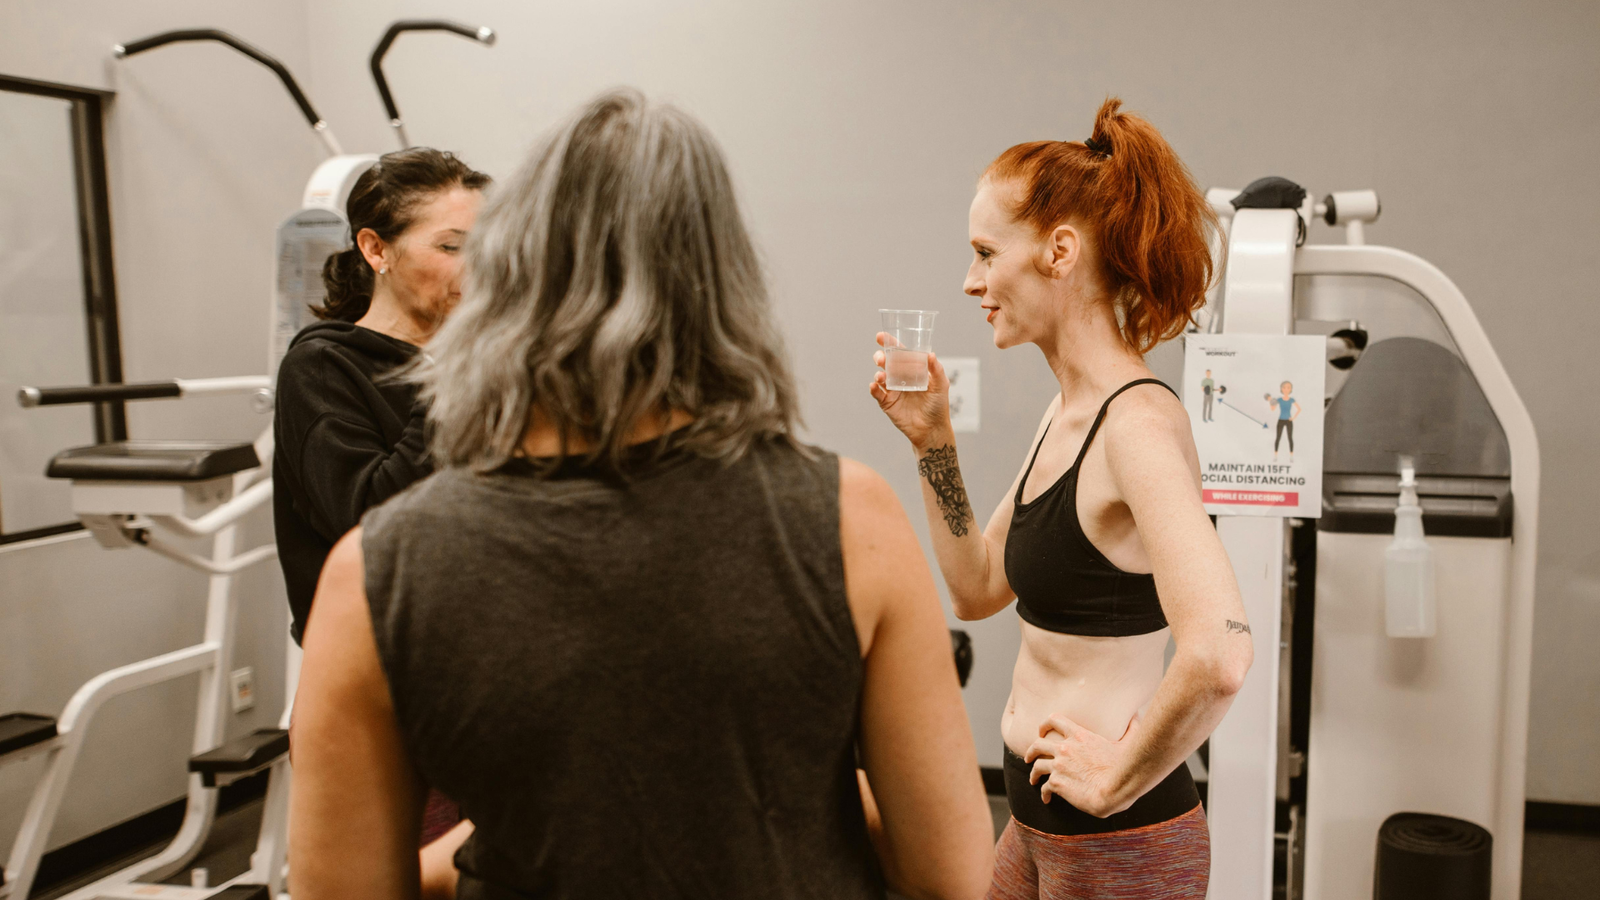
[917,445,974,538]
[1226,619,1252,635]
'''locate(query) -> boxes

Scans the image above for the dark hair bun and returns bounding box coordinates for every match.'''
[317,246,375,322]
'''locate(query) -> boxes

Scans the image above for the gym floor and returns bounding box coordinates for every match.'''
[34,795,1599,899]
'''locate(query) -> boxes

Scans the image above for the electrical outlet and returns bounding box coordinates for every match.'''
[230,667,255,713]
[944,357,980,432]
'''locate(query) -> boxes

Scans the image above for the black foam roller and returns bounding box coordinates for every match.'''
[1374,812,1492,899]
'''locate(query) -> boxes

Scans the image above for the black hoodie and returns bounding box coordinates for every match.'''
[273,320,430,644]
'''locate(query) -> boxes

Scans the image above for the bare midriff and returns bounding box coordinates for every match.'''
[1001,619,1170,756]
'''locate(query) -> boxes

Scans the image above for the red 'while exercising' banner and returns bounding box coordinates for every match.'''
[1203,490,1298,507]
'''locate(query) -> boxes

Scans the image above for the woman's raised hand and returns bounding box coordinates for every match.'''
[869,332,952,450]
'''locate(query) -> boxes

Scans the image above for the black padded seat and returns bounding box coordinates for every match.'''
[189,728,289,787]
[0,712,57,756]
[46,441,259,482]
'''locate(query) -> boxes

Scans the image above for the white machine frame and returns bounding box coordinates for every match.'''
[1201,193,1538,900]
[1,382,288,900]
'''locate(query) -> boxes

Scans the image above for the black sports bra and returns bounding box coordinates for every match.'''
[1003,379,1177,636]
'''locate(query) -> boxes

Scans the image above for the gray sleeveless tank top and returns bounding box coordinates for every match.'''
[361,436,883,899]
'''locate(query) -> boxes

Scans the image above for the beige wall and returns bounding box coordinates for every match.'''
[1,0,1594,858]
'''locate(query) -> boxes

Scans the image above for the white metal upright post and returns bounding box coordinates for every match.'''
[1207,207,1300,900]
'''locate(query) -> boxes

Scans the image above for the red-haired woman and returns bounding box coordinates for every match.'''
[871,98,1253,898]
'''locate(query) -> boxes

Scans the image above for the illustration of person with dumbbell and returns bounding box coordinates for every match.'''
[1201,369,1215,422]
[1268,380,1301,462]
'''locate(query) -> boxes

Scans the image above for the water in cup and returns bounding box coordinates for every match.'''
[879,309,937,393]
[885,348,931,391]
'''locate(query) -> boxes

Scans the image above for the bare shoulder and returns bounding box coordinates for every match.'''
[1100,382,1197,475]
[321,527,366,592]
[838,456,919,563]
[837,456,918,656]
[839,456,898,516]
[1102,382,1190,444]
[295,526,391,743]
[302,528,370,654]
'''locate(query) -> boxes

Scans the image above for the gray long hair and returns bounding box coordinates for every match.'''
[412,89,801,471]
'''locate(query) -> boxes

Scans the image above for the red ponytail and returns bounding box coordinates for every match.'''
[984,97,1218,353]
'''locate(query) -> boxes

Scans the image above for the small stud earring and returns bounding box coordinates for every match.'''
[379,266,388,275]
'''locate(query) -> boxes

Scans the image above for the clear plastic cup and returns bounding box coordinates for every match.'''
[879,309,937,392]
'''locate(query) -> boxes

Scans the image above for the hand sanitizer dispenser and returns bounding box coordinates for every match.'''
[1385,456,1437,637]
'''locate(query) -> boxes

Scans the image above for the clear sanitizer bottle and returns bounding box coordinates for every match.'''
[1385,456,1437,637]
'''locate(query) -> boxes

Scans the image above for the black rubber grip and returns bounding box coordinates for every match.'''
[21,381,181,407]
[117,29,324,130]
[370,20,494,124]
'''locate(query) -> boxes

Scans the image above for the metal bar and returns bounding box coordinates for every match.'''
[230,756,292,896]
[19,380,180,407]
[369,20,496,149]
[4,643,218,899]
[0,73,113,102]
[147,478,273,538]
[60,522,257,897]
[1206,207,1299,900]
[56,644,218,732]
[140,536,277,575]
[113,29,342,157]
[66,91,127,440]
[1211,516,1289,899]
[19,376,269,407]
[173,376,271,395]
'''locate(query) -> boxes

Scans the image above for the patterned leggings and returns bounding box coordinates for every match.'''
[986,807,1210,900]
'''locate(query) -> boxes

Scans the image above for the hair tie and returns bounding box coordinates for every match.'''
[1083,136,1111,157]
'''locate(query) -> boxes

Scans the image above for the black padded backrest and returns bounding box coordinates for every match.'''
[1321,337,1512,537]
[1324,337,1509,478]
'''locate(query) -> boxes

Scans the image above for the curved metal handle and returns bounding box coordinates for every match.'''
[114,29,342,155]
[369,20,496,149]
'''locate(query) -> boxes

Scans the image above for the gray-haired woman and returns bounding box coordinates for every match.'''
[286,90,995,900]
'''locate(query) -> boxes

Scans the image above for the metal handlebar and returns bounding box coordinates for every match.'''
[114,29,343,156]
[19,381,181,407]
[369,20,496,149]
[19,377,273,409]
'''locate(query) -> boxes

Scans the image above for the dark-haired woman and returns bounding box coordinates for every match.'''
[272,147,489,894]
[274,148,489,646]
[871,99,1254,899]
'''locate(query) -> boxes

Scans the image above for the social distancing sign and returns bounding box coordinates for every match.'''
[1183,334,1325,518]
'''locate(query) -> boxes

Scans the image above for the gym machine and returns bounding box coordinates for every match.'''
[1,21,495,900]
[1195,180,1538,900]
[0,395,286,900]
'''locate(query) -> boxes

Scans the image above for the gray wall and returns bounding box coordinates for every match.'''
[1,0,1594,858]
[0,1,304,848]
[0,89,97,535]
